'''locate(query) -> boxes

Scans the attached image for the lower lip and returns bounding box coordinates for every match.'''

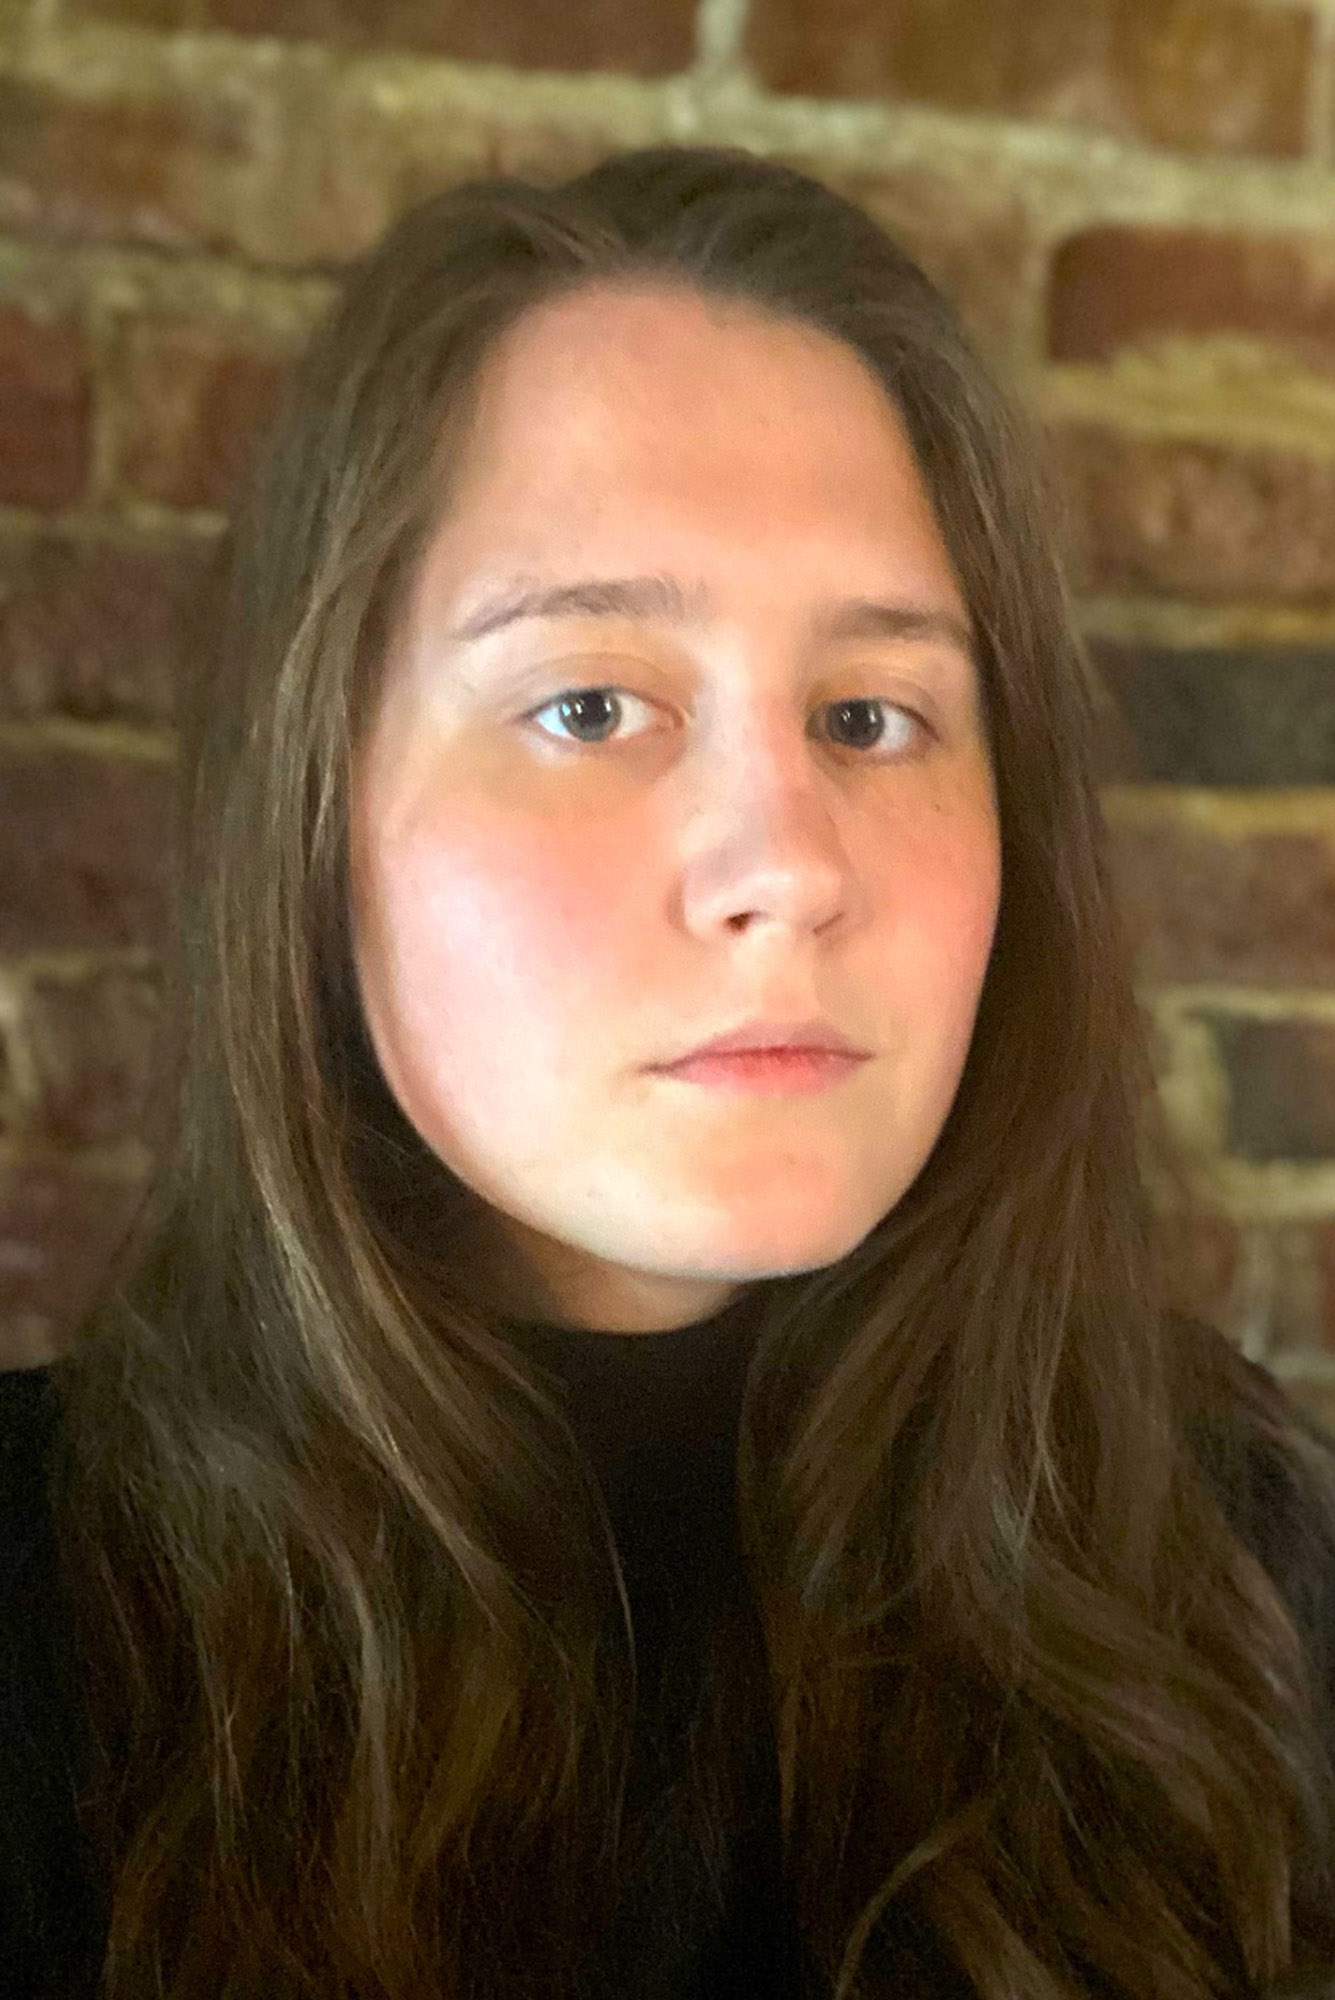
[653,1050,869,1094]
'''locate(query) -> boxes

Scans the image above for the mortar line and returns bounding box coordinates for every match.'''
[691,0,752,78]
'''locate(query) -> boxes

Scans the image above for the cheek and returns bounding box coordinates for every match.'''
[885,804,1000,1027]
[359,804,631,1084]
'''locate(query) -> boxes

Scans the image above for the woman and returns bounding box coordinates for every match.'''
[2,145,1334,1999]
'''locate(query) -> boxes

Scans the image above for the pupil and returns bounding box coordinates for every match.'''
[830,699,883,749]
[560,690,619,742]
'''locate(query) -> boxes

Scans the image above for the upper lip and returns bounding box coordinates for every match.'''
[655,1018,870,1065]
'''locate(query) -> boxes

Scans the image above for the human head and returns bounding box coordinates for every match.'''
[185,145,1125,1350]
[348,277,1001,1333]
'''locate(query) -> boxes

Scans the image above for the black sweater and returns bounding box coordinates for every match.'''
[3,1312,1335,1999]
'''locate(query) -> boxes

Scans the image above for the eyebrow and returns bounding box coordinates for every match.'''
[448,572,976,659]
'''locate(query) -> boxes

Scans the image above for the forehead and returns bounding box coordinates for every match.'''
[425,280,963,607]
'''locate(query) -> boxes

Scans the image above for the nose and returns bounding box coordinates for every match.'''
[675,705,856,941]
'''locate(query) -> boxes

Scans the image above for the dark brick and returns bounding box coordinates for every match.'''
[24,964,165,1148]
[111,319,287,511]
[0,1160,146,1352]
[0,76,254,257]
[1055,423,1335,606]
[0,748,173,951]
[1109,816,1335,988]
[1092,641,1335,786]
[0,303,91,510]
[747,0,1314,159]
[0,528,220,726]
[208,0,698,74]
[1205,1013,1335,1162]
[1049,225,1335,376]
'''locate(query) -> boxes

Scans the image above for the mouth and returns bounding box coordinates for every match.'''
[651,1046,871,1095]
[652,1016,869,1067]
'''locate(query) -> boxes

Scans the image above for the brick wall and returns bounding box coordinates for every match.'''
[2,0,1335,1426]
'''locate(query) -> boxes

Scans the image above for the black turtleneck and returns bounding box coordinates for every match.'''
[500,1289,806,1999]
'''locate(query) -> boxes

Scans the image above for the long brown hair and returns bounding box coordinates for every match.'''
[49,146,1335,1999]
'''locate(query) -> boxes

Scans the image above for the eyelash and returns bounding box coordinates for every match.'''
[522,686,933,759]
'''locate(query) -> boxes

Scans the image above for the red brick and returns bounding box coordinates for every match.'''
[23,964,165,1149]
[1109,816,1335,988]
[0,76,257,258]
[0,1160,146,1354]
[0,528,220,725]
[111,319,287,511]
[1049,226,1335,376]
[747,0,1314,159]
[0,748,173,951]
[0,303,91,510]
[809,160,1037,366]
[1054,423,1335,606]
[208,0,698,74]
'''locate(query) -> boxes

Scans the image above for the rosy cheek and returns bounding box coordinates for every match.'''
[397,814,623,1041]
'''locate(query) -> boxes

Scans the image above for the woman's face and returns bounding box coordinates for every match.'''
[349,282,1001,1333]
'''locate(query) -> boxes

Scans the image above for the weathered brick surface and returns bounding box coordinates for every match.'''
[67,0,190,24]
[23,964,165,1148]
[324,100,612,266]
[0,1161,146,1350]
[110,319,288,511]
[1163,1214,1335,1365]
[1055,424,1335,606]
[811,161,1036,366]
[0,750,173,951]
[0,75,261,259]
[207,0,698,73]
[1233,1219,1335,1356]
[0,528,219,726]
[0,303,91,511]
[747,0,1314,159]
[1203,1012,1335,1161]
[1091,641,1335,787]
[1049,225,1335,376]
[1109,817,1335,988]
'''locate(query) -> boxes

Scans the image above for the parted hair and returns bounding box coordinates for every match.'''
[48,145,1335,1999]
